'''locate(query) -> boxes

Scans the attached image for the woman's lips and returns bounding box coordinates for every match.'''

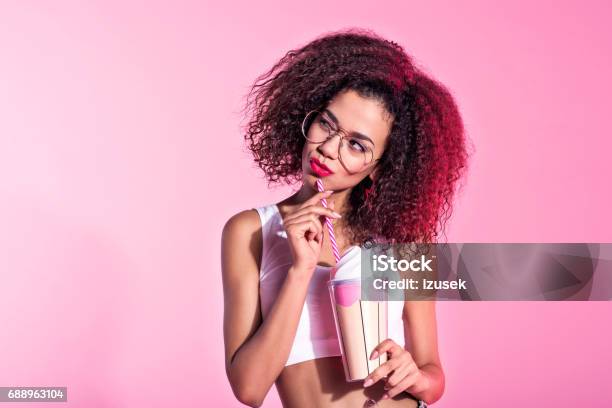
[310,158,333,177]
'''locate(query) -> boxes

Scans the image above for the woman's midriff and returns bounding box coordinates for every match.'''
[275,356,419,408]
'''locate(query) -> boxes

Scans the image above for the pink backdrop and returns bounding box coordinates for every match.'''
[1,1,611,407]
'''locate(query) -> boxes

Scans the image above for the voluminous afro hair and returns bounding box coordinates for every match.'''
[241,28,471,245]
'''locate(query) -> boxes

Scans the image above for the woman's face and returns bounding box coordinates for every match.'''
[301,89,393,191]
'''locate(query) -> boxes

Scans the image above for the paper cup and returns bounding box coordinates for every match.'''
[327,277,388,382]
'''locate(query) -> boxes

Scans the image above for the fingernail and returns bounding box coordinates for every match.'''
[363,379,373,387]
[332,211,342,218]
[381,393,389,400]
[370,351,379,359]
[325,190,333,194]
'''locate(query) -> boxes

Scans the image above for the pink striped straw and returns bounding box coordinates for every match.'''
[316,178,341,279]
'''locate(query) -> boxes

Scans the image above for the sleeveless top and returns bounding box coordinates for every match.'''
[254,203,406,367]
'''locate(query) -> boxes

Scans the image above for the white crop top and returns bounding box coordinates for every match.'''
[254,203,406,367]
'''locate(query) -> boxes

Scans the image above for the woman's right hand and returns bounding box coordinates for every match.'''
[283,190,341,277]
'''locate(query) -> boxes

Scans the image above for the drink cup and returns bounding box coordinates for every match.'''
[327,277,388,382]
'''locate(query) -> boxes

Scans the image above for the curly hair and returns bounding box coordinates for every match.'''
[240,27,471,245]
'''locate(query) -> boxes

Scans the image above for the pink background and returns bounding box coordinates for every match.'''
[1,1,611,407]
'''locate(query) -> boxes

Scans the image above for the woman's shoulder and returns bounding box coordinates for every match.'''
[222,207,263,238]
[222,203,279,241]
[222,203,284,254]
[221,207,269,272]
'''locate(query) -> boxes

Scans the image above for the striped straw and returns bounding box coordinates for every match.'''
[316,178,341,278]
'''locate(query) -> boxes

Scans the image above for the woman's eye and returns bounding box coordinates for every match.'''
[318,118,331,129]
[348,139,366,152]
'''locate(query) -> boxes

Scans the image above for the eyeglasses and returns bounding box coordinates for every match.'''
[301,109,379,174]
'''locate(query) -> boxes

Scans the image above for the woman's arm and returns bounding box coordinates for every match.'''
[221,210,312,407]
[401,299,445,404]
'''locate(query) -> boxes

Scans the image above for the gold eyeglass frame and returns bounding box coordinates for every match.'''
[300,109,381,174]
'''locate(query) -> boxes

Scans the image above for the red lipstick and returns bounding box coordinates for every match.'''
[310,157,333,177]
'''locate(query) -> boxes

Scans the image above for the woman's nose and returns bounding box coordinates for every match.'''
[317,133,341,159]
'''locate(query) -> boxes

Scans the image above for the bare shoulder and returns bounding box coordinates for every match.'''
[223,208,262,237]
[221,208,263,271]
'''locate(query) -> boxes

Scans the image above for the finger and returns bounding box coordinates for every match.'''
[362,358,401,387]
[383,372,420,400]
[284,205,341,224]
[304,220,322,242]
[300,190,334,210]
[305,229,317,242]
[385,361,414,389]
[370,338,402,360]
[285,214,323,236]
[293,219,323,241]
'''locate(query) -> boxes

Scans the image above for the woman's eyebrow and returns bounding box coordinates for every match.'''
[323,108,375,145]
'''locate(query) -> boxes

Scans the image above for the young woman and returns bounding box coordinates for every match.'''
[222,29,468,407]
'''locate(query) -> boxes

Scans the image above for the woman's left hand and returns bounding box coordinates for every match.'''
[362,338,429,400]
